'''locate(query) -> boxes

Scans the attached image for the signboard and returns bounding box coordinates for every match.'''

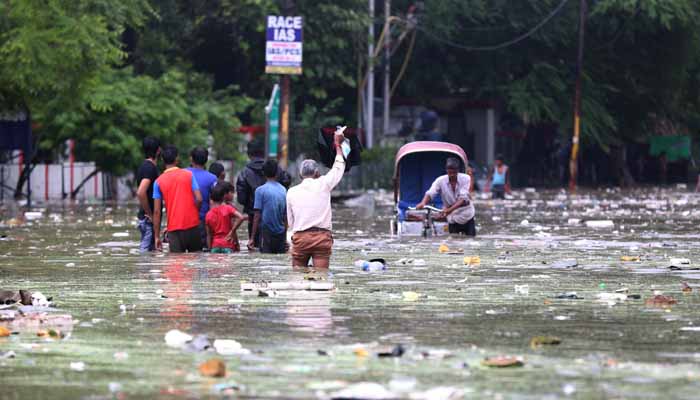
[265,15,303,75]
[265,84,281,157]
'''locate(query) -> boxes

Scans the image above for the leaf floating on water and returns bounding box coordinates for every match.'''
[682,282,693,293]
[482,356,524,368]
[199,358,226,378]
[620,256,640,262]
[0,326,11,337]
[463,256,481,266]
[645,295,677,307]
[438,244,450,253]
[530,336,561,349]
[353,347,369,357]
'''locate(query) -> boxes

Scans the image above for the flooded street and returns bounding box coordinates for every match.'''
[2,188,700,399]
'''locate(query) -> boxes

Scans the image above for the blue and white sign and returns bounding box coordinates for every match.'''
[265,15,303,75]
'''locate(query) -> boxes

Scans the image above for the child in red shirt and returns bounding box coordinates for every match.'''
[206,183,245,253]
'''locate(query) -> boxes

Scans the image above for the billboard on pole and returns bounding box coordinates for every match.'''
[265,15,303,75]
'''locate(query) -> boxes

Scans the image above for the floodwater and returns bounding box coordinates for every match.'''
[2,188,700,399]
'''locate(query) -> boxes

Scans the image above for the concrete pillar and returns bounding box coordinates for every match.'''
[486,108,495,166]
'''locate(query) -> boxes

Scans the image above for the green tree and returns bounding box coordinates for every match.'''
[39,67,251,197]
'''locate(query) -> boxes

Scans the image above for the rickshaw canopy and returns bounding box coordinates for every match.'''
[394,142,469,213]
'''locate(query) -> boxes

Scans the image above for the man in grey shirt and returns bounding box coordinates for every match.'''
[416,157,476,236]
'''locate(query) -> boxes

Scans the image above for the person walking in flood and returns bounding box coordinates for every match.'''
[249,159,288,254]
[486,155,511,199]
[286,128,347,268]
[236,138,291,250]
[135,137,161,252]
[153,145,203,253]
[186,147,218,250]
[206,183,245,253]
[416,157,476,236]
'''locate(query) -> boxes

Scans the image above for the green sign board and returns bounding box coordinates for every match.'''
[266,84,280,157]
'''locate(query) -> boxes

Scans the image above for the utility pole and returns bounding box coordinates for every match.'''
[569,0,587,193]
[366,0,375,149]
[279,0,295,169]
[382,0,391,140]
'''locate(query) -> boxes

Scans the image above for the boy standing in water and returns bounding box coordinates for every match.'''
[206,184,245,253]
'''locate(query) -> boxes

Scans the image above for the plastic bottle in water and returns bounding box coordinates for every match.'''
[354,260,386,272]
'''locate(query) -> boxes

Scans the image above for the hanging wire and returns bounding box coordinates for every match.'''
[413,0,572,51]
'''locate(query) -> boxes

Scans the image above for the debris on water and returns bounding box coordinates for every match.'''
[199,358,226,377]
[520,219,529,226]
[113,352,129,360]
[438,244,450,253]
[514,285,529,295]
[402,291,422,302]
[30,292,52,307]
[419,349,454,359]
[409,386,464,400]
[0,350,16,359]
[112,232,129,237]
[0,289,32,306]
[620,256,640,262]
[397,258,426,266]
[213,339,250,356]
[555,292,583,300]
[463,256,480,266]
[552,259,578,269]
[37,328,65,339]
[108,382,123,394]
[596,293,627,302]
[682,282,693,293]
[0,326,11,336]
[164,329,192,348]
[530,336,561,349]
[241,281,334,291]
[645,295,678,307]
[65,262,76,267]
[562,383,576,396]
[482,356,524,368]
[667,258,692,270]
[70,361,86,371]
[331,382,396,400]
[353,347,369,357]
[184,334,212,352]
[317,349,329,356]
[355,259,387,272]
[212,382,241,395]
[585,220,614,228]
[377,344,405,358]
[24,211,43,221]
[567,218,581,225]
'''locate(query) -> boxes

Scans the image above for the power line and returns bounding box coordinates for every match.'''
[413,0,572,51]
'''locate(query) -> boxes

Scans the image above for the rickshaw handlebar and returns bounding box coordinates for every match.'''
[408,205,443,213]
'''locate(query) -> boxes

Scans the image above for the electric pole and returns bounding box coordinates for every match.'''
[382,0,391,140]
[569,0,587,192]
[367,0,375,149]
[279,0,295,169]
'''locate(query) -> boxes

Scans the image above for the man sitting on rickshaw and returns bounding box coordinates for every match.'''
[415,157,476,236]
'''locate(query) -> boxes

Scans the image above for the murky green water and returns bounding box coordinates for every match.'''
[2,188,700,399]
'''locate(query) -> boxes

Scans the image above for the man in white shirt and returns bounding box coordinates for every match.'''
[416,157,476,236]
[286,130,346,268]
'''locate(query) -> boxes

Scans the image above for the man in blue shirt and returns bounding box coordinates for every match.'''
[249,159,287,254]
[186,147,218,249]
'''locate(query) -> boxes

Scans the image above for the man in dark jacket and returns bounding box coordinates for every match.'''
[236,138,291,248]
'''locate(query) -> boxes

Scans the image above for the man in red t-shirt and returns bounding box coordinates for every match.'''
[153,145,203,252]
